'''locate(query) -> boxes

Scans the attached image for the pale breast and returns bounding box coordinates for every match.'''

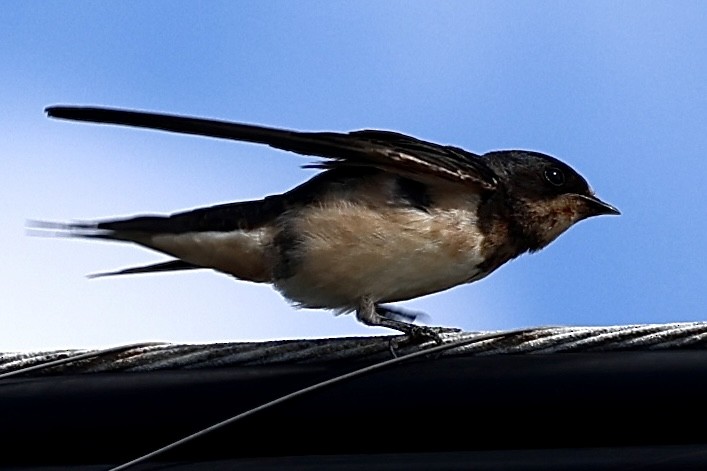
[273,195,486,310]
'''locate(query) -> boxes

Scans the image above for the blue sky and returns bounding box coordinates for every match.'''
[1,1,705,351]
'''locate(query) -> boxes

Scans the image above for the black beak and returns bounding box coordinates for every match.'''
[579,194,621,216]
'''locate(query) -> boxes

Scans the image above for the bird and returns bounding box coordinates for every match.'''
[36,105,620,338]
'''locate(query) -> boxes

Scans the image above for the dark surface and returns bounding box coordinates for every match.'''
[3,351,707,469]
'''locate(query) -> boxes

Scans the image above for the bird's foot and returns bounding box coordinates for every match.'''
[356,298,460,348]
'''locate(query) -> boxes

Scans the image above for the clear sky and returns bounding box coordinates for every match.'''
[1,1,705,351]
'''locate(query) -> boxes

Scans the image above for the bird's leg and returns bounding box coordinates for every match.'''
[355,296,416,334]
[356,296,449,343]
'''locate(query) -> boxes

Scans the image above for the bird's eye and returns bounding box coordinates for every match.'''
[544,167,565,187]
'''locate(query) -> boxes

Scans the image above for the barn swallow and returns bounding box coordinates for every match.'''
[37,106,619,337]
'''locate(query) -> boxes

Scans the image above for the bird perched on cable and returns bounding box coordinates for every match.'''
[37,106,619,338]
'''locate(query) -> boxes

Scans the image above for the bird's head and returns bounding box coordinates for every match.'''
[484,150,620,251]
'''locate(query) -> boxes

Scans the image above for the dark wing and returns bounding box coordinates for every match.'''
[46,106,499,190]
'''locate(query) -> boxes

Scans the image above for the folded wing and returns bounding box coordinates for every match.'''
[46,106,499,190]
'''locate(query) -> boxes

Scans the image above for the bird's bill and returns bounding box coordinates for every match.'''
[578,194,621,216]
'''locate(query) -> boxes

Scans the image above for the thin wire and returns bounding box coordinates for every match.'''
[107,327,542,471]
[0,342,165,380]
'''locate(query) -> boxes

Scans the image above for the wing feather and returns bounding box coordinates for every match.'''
[46,106,498,190]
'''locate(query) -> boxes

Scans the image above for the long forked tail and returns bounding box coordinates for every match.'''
[28,188,281,282]
[26,220,203,277]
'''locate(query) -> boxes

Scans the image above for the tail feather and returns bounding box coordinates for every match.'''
[28,220,205,278]
[26,219,117,240]
[27,218,271,282]
[88,260,202,278]
[28,196,287,238]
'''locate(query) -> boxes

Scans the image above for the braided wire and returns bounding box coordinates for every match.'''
[2,322,706,377]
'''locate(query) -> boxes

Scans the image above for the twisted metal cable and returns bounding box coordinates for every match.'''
[2,322,707,377]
